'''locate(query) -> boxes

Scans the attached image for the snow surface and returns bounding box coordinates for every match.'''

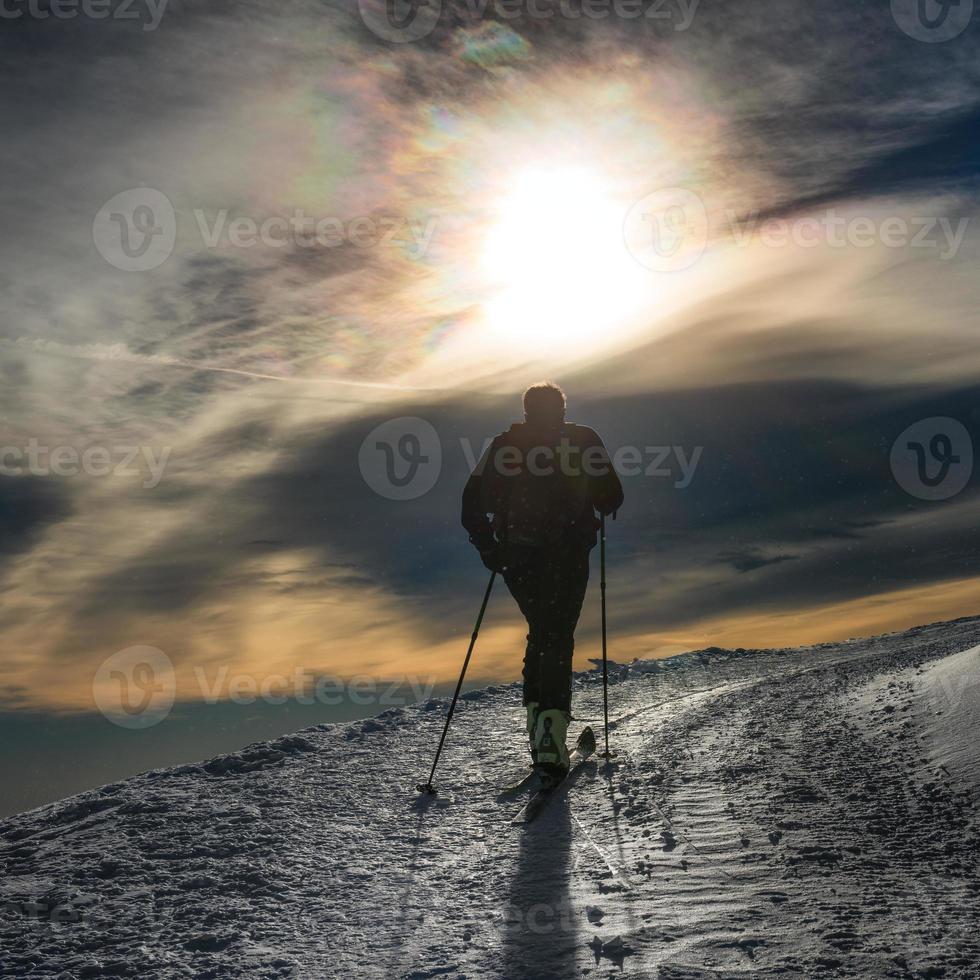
[917,644,980,788]
[3,617,980,978]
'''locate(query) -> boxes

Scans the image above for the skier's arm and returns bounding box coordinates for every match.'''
[585,430,624,516]
[461,441,496,550]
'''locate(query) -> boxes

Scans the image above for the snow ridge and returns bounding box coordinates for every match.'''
[2,617,980,978]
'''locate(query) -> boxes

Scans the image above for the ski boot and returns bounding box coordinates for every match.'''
[532,708,570,789]
[525,702,539,765]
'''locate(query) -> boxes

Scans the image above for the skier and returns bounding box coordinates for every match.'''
[461,382,624,787]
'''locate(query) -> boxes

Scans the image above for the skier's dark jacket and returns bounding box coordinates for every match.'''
[461,421,624,552]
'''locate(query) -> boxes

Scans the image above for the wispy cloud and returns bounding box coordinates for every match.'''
[1,0,979,716]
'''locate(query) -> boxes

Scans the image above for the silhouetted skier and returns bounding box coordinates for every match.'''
[462,382,624,785]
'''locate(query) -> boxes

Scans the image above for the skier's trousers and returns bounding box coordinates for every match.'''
[502,544,591,714]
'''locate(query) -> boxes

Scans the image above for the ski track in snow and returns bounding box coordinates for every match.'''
[2,618,980,978]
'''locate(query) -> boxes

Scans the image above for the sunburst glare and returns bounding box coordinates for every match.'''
[478,166,649,350]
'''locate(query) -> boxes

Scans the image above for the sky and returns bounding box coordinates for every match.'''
[2,0,979,814]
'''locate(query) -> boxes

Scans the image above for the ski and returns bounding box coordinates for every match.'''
[498,768,541,798]
[512,726,596,825]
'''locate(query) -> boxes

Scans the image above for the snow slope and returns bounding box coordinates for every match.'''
[917,644,980,788]
[3,617,980,978]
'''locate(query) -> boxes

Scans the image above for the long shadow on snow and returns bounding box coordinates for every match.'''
[501,798,578,978]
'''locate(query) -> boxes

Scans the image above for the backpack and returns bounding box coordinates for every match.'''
[484,423,594,547]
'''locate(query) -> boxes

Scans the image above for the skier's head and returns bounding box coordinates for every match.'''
[523,381,566,426]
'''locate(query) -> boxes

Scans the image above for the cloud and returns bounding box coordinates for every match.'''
[2,0,980,717]
[0,475,72,563]
[716,549,799,573]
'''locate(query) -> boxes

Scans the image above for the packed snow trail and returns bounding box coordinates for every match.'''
[2,617,980,978]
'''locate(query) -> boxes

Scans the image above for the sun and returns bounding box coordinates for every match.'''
[479,167,648,351]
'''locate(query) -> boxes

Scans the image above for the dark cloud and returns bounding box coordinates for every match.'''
[841,518,893,531]
[0,476,71,559]
[63,373,979,646]
[717,549,799,573]
[752,105,980,224]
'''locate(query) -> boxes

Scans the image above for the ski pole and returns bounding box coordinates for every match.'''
[417,569,497,795]
[599,512,617,759]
